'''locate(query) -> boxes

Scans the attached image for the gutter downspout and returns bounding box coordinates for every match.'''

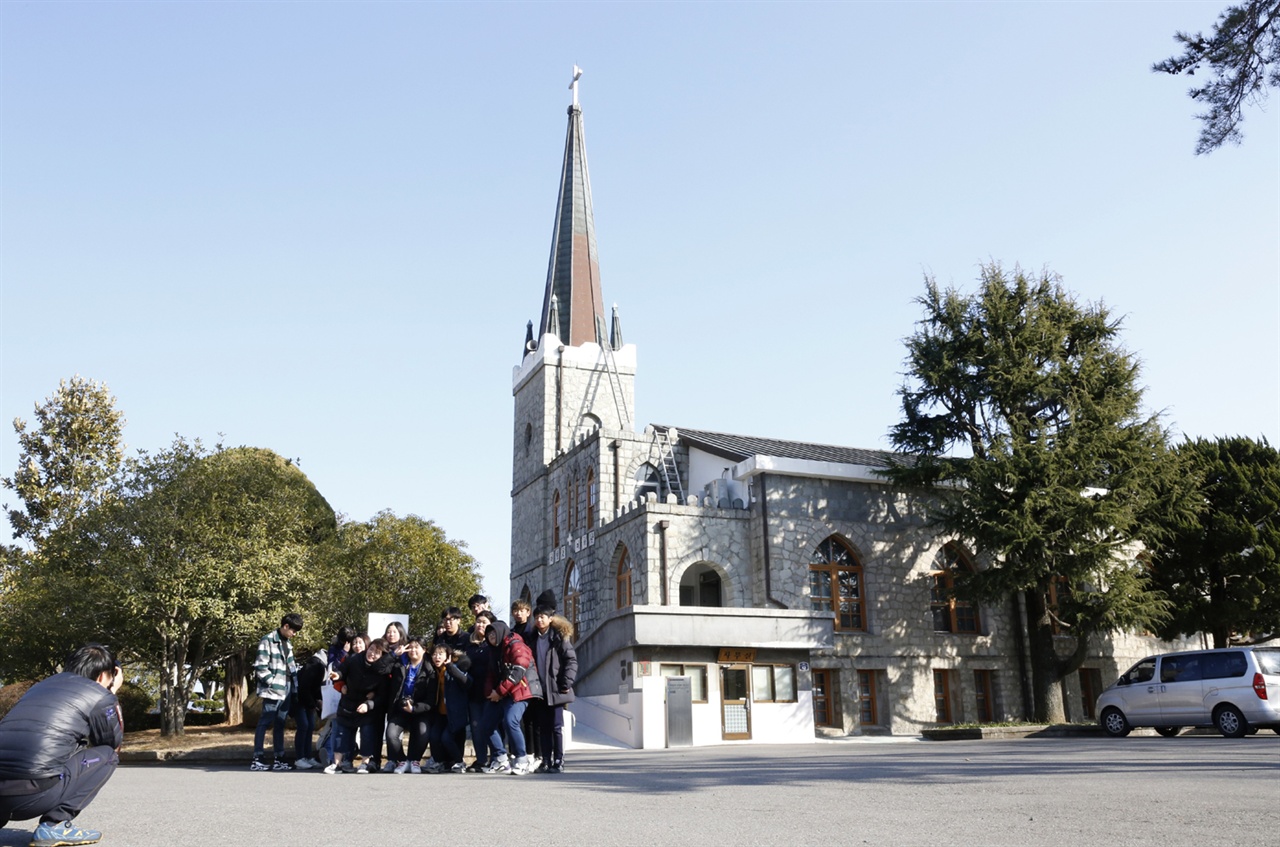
[657,520,670,605]
[758,472,786,609]
[554,346,565,455]
[610,440,620,518]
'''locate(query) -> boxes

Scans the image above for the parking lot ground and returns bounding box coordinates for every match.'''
[1,734,1276,846]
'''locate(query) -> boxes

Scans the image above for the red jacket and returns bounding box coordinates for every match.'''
[490,621,534,703]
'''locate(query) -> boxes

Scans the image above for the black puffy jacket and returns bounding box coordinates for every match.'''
[0,672,123,780]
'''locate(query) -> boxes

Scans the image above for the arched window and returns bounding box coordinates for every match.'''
[931,543,980,634]
[634,463,661,501]
[616,547,632,609]
[520,584,532,604]
[552,490,561,548]
[587,468,596,528]
[564,560,581,636]
[571,473,579,530]
[809,537,866,632]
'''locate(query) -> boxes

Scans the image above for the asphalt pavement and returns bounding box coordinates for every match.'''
[1,734,1276,846]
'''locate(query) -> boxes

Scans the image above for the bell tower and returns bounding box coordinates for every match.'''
[510,68,636,595]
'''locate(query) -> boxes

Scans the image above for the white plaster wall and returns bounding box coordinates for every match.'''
[688,447,750,506]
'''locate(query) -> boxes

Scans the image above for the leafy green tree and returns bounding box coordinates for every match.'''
[1150,436,1280,647]
[1154,0,1280,154]
[94,441,336,735]
[0,377,125,679]
[3,376,125,543]
[307,510,483,641]
[884,263,1184,723]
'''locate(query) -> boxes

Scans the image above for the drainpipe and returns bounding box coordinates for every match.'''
[554,346,565,454]
[657,520,670,605]
[610,440,620,517]
[758,472,786,609]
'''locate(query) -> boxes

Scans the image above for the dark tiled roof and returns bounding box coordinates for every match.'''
[663,426,899,468]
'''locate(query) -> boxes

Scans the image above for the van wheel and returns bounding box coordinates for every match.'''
[1214,704,1249,738]
[1153,726,1182,738]
[1101,707,1131,738]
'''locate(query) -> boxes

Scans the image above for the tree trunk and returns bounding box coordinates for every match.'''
[224,648,249,727]
[159,634,189,737]
[1025,590,1068,723]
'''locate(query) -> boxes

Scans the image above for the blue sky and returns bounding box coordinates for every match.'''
[3,1,1277,616]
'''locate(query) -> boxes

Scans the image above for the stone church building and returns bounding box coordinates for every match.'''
[509,77,1185,747]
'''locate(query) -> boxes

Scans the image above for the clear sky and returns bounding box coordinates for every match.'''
[3,1,1277,617]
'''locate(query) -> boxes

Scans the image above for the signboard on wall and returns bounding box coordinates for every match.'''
[368,612,409,641]
[718,647,757,663]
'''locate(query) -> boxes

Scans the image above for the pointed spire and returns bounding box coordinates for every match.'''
[524,320,535,355]
[538,66,605,348]
[610,303,624,350]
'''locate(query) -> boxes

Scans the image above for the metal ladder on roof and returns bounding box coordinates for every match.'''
[655,427,685,502]
[595,315,632,431]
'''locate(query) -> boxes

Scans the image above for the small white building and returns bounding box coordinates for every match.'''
[509,77,1190,747]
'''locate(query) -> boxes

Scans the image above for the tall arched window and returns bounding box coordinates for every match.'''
[552,490,561,548]
[564,560,581,636]
[616,547,632,609]
[572,473,580,530]
[931,543,980,634]
[809,537,866,632]
[587,468,596,528]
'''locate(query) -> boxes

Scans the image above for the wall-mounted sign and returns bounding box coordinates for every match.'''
[718,647,757,663]
[547,530,597,566]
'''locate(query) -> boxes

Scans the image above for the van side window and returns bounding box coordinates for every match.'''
[1161,654,1203,683]
[1202,651,1248,679]
[1127,658,1156,684]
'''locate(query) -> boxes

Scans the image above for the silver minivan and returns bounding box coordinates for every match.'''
[1096,647,1280,738]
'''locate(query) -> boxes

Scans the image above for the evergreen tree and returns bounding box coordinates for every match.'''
[1154,0,1280,153]
[1150,436,1280,647]
[884,263,1186,722]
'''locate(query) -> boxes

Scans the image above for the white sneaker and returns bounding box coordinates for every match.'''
[510,756,532,776]
[294,757,315,770]
[409,761,422,775]
[392,761,408,774]
[323,763,338,774]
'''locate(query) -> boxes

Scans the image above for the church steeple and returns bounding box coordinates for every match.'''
[538,66,605,348]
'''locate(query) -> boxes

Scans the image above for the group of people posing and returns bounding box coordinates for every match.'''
[251,591,578,777]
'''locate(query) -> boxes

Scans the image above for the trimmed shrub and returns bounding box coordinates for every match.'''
[0,680,36,720]
[115,681,154,729]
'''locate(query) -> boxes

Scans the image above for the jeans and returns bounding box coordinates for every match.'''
[474,699,505,764]
[253,691,292,759]
[293,704,316,761]
[501,699,528,760]
[331,722,356,761]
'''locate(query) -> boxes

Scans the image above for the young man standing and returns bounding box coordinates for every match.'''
[0,643,124,847]
[251,613,302,771]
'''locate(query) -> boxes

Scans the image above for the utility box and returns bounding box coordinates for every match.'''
[665,675,693,748]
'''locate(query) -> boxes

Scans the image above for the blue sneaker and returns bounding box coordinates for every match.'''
[30,820,102,846]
